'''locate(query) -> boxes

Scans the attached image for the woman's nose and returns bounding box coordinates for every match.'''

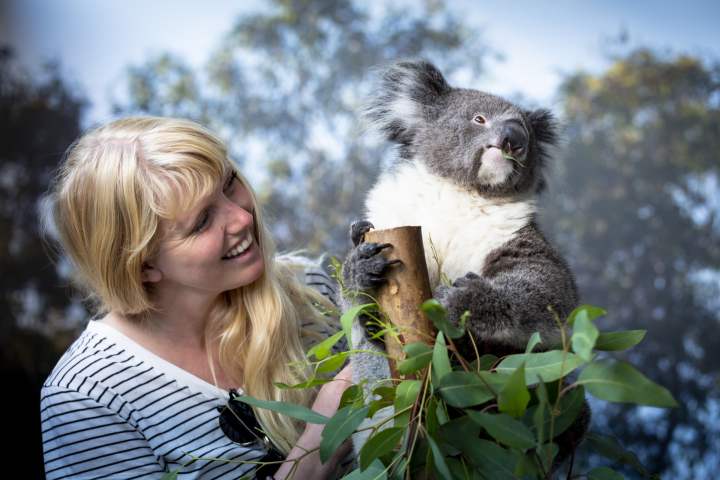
[221,199,254,234]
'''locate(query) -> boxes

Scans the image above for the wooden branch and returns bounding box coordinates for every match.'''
[364,226,436,376]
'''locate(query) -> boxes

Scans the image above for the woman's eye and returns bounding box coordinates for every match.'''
[192,210,210,233]
[473,114,487,125]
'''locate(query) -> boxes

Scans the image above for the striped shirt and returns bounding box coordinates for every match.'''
[41,267,340,479]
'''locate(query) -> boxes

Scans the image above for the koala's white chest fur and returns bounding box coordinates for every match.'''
[365,162,536,288]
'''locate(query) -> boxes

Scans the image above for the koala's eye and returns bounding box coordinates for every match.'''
[472,114,487,125]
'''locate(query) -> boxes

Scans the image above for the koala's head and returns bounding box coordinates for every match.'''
[365,60,558,197]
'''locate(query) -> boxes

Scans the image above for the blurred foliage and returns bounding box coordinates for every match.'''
[543,49,720,477]
[113,0,487,254]
[0,0,718,477]
[0,45,86,478]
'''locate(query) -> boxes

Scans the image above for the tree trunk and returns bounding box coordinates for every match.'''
[363,226,435,376]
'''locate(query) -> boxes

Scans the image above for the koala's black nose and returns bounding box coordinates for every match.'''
[500,121,528,154]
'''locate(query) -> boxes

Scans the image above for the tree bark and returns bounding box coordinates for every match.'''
[363,226,435,376]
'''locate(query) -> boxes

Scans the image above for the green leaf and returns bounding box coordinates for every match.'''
[578,360,678,407]
[537,443,559,473]
[477,354,498,371]
[595,330,646,351]
[528,385,587,441]
[498,362,530,418]
[437,415,483,455]
[307,331,345,360]
[459,438,518,480]
[339,385,364,409]
[588,466,625,480]
[466,411,535,450]
[397,342,432,375]
[496,351,584,385]
[359,427,404,470]
[567,304,607,327]
[586,432,648,476]
[341,459,388,480]
[368,385,396,417]
[525,332,542,354]
[438,371,494,408]
[427,435,453,479]
[394,380,421,426]
[235,396,329,424]
[320,405,370,462]
[432,332,452,384]
[421,299,464,338]
[316,351,350,374]
[341,303,375,349]
[571,313,599,361]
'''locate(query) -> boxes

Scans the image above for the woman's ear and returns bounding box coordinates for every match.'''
[141,262,162,284]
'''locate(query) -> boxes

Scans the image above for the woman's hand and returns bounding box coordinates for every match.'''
[273,364,354,479]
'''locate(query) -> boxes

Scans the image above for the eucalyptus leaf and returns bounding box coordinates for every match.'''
[496,351,584,385]
[594,330,646,351]
[567,304,607,327]
[421,299,464,338]
[586,432,648,476]
[427,435,453,479]
[341,459,387,480]
[498,362,530,418]
[578,360,678,407]
[466,411,535,450]
[341,303,375,349]
[432,332,452,384]
[394,380,421,426]
[438,371,494,408]
[235,396,329,424]
[316,351,350,373]
[397,342,432,375]
[339,385,364,409]
[274,377,329,389]
[459,438,518,480]
[307,330,345,360]
[525,332,542,354]
[571,314,599,361]
[320,405,370,462]
[359,427,404,470]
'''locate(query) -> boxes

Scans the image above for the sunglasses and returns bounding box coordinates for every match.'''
[217,389,284,477]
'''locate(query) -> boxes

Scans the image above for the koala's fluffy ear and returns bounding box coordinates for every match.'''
[526,108,559,193]
[364,60,451,145]
[527,108,558,147]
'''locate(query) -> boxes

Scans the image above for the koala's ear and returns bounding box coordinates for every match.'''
[364,60,451,144]
[527,108,558,146]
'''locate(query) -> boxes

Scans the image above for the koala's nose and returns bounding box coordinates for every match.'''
[500,121,528,154]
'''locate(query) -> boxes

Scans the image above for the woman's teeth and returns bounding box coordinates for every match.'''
[223,234,253,259]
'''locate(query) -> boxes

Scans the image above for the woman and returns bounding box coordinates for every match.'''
[41,117,352,479]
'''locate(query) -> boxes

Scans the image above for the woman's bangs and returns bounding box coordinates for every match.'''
[149,152,229,220]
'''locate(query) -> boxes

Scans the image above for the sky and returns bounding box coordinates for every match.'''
[3,0,719,124]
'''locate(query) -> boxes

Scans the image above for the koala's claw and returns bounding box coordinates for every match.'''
[350,220,375,246]
[452,271,481,288]
[356,242,393,259]
[342,242,400,293]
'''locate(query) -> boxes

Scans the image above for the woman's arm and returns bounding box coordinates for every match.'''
[273,365,353,479]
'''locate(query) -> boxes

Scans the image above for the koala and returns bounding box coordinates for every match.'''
[342,60,587,469]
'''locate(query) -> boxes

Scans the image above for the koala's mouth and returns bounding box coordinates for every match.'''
[475,147,516,186]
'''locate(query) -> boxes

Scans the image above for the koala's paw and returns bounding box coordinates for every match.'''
[350,220,375,246]
[342,242,400,294]
[435,272,508,335]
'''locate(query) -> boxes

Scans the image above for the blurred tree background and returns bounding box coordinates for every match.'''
[2,0,718,477]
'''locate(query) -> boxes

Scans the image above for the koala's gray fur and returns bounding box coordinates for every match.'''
[342,60,586,467]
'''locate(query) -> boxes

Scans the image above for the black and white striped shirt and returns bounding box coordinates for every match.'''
[41,267,340,479]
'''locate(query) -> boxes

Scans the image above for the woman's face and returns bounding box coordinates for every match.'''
[145,170,265,298]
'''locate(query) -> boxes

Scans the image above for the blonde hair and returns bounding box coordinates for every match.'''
[47,116,336,453]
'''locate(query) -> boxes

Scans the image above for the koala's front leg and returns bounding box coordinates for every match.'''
[434,271,564,357]
[341,221,400,345]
